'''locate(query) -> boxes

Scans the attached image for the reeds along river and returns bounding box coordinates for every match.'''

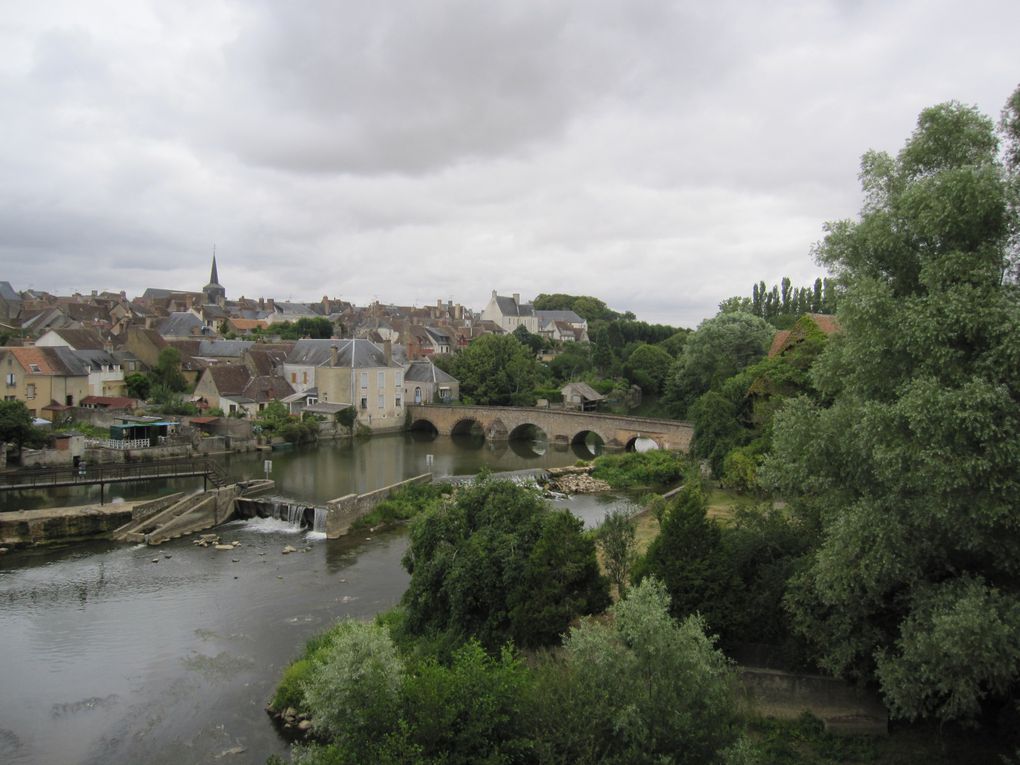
[0,432,635,765]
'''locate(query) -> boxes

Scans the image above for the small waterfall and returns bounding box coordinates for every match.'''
[312,507,327,534]
[270,501,305,527]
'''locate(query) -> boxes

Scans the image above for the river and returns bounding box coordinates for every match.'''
[0,433,636,765]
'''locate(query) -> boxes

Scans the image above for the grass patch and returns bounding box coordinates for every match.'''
[744,713,1009,764]
[591,450,687,491]
[705,486,760,523]
[351,481,455,530]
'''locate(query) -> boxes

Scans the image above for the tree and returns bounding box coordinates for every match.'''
[0,400,47,452]
[450,334,538,406]
[663,312,773,417]
[532,578,739,765]
[148,347,188,392]
[764,93,1020,723]
[633,481,740,637]
[302,620,404,748]
[511,324,544,354]
[401,478,610,652]
[124,372,150,400]
[623,343,673,394]
[598,510,637,597]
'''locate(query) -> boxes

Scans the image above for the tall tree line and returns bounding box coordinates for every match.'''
[749,276,838,324]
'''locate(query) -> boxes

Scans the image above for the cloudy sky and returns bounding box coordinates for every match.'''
[1,1,1017,326]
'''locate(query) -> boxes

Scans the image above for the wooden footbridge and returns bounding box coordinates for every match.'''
[0,457,228,503]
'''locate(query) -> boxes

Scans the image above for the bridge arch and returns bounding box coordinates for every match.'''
[508,423,548,442]
[626,435,662,452]
[408,418,439,436]
[451,417,484,437]
[571,430,606,459]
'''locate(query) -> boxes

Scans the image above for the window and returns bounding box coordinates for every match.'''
[4,395,15,401]
[439,387,450,401]
[360,397,367,410]
[360,372,368,389]
[26,384,35,399]
[302,371,308,384]
[30,364,41,373]
[65,395,73,406]
[395,396,401,408]
[291,372,297,383]
[395,371,403,387]
[4,373,13,386]
[377,371,385,388]
[377,394,384,409]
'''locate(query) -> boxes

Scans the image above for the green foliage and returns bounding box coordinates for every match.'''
[663,312,774,418]
[445,333,539,406]
[748,277,840,327]
[269,317,335,340]
[591,450,687,490]
[547,342,591,382]
[532,578,739,765]
[150,384,199,415]
[633,482,741,637]
[303,620,404,743]
[598,509,637,596]
[511,324,545,354]
[353,481,454,529]
[763,94,1020,723]
[0,399,48,449]
[271,658,315,711]
[401,479,609,652]
[124,372,151,400]
[533,293,631,321]
[623,342,674,394]
[149,347,188,392]
[720,445,761,494]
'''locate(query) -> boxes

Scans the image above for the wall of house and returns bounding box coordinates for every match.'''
[281,363,316,393]
[320,364,404,429]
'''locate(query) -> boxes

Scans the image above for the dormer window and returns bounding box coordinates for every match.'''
[29,364,41,373]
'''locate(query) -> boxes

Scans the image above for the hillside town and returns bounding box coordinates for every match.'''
[0,257,608,460]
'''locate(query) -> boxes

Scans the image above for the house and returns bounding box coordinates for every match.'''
[404,360,459,404]
[73,349,127,397]
[35,327,108,351]
[157,312,210,339]
[1,346,90,420]
[562,382,605,412]
[481,291,540,333]
[768,313,840,358]
[283,338,405,428]
[481,291,589,342]
[192,364,295,417]
[405,325,453,359]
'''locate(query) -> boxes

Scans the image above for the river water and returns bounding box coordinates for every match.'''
[0,434,635,765]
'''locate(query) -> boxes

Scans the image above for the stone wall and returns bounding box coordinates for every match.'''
[0,502,139,548]
[324,473,433,539]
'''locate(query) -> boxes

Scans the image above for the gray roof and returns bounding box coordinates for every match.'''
[274,302,321,316]
[562,381,605,401]
[494,295,534,317]
[286,338,401,368]
[536,309,584,325]
[0,281,20,303]
[70,349,120,370]
[158,312,205,337]
[197,339,253,357]
[404,360,458,384]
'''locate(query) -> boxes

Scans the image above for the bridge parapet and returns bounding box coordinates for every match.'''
[407,405,693,452]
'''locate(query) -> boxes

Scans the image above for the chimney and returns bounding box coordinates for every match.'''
[383,339,392,365]
[492,289,497,298]
[330,345,338,367]
[267,298,275,310]
[258,297,264,309]
[512,293,520,305]
[455,303,463,320]
[437,298,443,310]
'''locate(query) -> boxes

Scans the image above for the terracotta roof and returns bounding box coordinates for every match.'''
[80,396,138,409]
[807,313,841,335]
[768,330,792,358]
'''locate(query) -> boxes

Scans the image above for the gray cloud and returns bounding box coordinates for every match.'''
[0,0,1018,326]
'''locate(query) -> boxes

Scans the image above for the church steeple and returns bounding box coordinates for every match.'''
[203,248,226,305]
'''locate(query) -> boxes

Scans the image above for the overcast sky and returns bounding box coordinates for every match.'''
[1,1,1017,327]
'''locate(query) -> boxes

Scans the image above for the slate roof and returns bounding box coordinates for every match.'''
[2,346,91,377]
[197,339,253,357]
[0,281,20,303]
[494,295,534,317]
[158,312,205,337]
[44,328,107,350]
[536,309,584,325]
[286,338,401,368]
[404,360,458,384]
[70,349,120,370]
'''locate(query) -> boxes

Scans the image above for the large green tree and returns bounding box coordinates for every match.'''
[401,478,610,652]
[450,333,538,406]
[149,347,188,393]
[764,93,1020,723]
[663,312,774,417]
[0,400,47,452]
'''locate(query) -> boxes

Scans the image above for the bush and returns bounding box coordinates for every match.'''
[271,658,315,711]
[591,450,687,490]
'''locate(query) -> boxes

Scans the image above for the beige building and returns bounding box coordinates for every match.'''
[284,339,405,429]
[1,346,90,420]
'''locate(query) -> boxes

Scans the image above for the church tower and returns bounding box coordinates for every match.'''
[204,253,226,305]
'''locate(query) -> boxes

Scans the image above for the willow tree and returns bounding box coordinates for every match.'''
[764,89,1020,723]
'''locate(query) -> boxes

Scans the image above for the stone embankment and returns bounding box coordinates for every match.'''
[544,465,610,494]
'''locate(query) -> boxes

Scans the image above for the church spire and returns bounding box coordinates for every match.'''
[204,246,226,304]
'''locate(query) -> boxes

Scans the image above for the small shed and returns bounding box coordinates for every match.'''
[561,382,605,412]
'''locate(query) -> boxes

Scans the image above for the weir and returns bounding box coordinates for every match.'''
[234,497,328,533]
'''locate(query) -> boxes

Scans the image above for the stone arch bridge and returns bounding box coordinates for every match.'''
[407,405,693,452]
